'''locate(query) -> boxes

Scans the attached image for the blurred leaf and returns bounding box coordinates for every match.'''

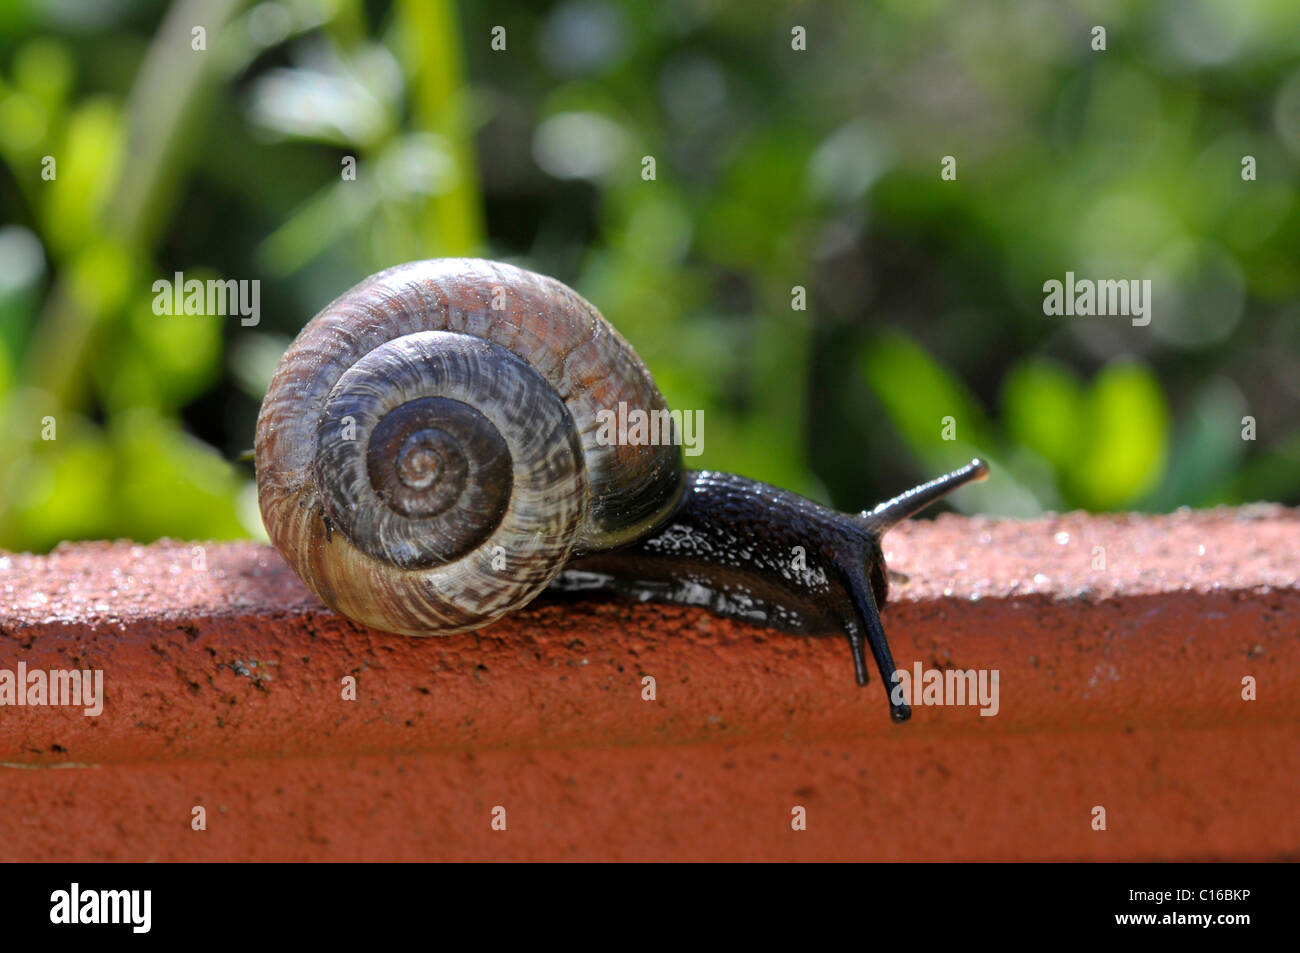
[110,409,247,542]
[260,174,379,275]
[6,428,115,549]
[0,225,46,360]
[12,37,74,113]
[806,117,893,206]
[66,239,134,319]
[220,1,333,76]
[0,342,11,402]
[1070,359,1170,509]
[374,132,456,199]
[1001,358,1084,472]
[1144,377,1248,509]
[861,330,993,462]
[699,134,811,269]
[533,111,629,181]
[43,97,122,256]
[245,41,400,148]
[0,86,49,158]
[95,280,224,411]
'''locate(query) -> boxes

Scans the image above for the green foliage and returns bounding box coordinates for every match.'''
[1,0,1298,553]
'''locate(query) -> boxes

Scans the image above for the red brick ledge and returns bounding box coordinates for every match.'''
[1,507,1297,861]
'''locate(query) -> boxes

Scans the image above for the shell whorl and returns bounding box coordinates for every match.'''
[255,259,685,635]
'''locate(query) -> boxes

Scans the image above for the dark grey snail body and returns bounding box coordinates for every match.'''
[553,463,988,722]
[256,258,988,722]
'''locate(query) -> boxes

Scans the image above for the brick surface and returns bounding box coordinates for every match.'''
[1,506,1297,860]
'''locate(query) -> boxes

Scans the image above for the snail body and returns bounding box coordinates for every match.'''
[256,259,988,721]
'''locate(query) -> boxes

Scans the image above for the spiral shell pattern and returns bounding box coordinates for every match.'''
[255,259,684,634]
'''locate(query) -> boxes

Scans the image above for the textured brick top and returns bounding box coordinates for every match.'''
[3,506,1296,765]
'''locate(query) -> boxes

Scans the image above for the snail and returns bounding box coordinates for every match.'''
[255,259,989,721]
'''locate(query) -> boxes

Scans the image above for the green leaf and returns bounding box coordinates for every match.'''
[260,175,379,275]
[1001,358,1084,472]
[5,428,115,550]
[861,330,992,463]
[12,38,74,114]
[110,410,248,542]
[43,97,121,256]
[1070,359,1169,510]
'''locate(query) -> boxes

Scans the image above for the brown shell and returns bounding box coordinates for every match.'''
[255,259,684,635]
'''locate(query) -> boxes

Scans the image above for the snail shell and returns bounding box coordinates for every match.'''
[255,259,684,635]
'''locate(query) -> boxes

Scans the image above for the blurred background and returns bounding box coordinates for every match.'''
[1,0,1298,553]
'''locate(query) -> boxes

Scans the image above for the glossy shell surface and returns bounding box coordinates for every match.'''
[256,258,684,634]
